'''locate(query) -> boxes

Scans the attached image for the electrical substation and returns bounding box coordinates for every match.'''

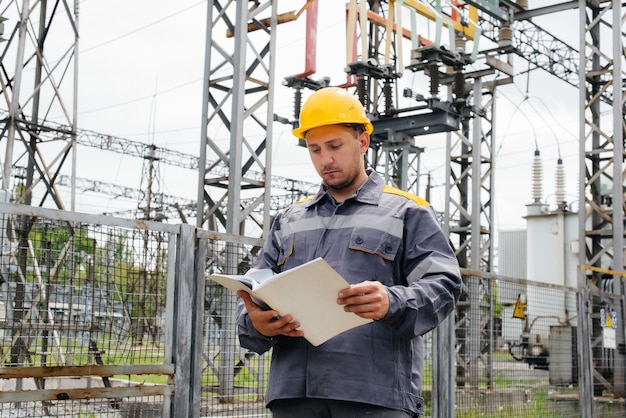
[0,1,624,417]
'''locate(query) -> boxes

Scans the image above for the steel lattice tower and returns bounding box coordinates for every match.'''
[576,0,626,410]
[197,1,277,239]
[0,0,79,210]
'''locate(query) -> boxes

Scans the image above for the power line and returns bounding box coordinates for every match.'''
[80,1,205,54]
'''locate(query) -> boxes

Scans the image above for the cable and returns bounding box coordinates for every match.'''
[524,95,579,151]
[80,1,205,54]
[78,78,201,115]
[496,90,538,156]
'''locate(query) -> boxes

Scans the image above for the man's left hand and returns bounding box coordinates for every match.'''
[337,281,389,320]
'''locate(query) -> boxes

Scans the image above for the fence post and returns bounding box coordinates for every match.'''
[217,242,239,400]
[168,224,202,417]
[577,286,595,418]
[190,231,207,417]
[433,314,455,418]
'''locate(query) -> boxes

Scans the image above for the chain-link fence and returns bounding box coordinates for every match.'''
[0,204,180,417]
[452,270,625,417]
[201,234,268,417]
[0,202,624,417]
[453,272,575,416]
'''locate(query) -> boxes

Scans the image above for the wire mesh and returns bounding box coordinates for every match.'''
[0,396,165,417]
[453,272,625,417]
[0,209,171,417]
[0,219,167,367]
[202,238,270,417]
[587,284,626,417]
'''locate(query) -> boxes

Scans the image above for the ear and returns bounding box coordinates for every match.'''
[358,131,370,153]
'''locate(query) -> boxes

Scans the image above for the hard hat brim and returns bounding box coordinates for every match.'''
[293,121,374,139]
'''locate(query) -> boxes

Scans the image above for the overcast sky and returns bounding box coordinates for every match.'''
[4,1,582,229]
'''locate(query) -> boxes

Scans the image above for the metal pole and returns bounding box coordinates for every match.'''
[71,0,80,212]
[610,0,625,397]
[3,0,30,190]
[196,1,214,229]
[577,1,596,415]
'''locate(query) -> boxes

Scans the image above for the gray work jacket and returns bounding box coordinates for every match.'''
[237,170,462,416]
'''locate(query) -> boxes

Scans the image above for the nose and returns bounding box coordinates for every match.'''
[319,148,334,165]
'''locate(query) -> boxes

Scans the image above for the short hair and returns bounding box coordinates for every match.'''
[341,124,366,138]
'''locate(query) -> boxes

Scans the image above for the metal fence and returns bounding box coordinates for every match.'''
[0,203,186,417]
[452,271,625,417]
[0,202,624,417]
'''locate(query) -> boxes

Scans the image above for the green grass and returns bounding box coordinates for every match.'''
[454,394,560,417]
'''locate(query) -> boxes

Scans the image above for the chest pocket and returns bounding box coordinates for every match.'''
[348,227,401,261]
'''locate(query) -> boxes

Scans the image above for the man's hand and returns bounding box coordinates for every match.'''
[237,291,304,338]
[337,281,389,320]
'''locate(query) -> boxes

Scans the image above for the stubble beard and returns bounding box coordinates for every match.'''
[324,170,358,194]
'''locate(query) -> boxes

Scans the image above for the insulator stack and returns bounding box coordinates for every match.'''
[294,88,302,120]
[555,158,566,208]
[499,26,513,48]
[384,82,393,114]
[531,150,544,203]
[357,76,368,108]
[455,34,466,52]
[429,64,440,97]
[454,71,465,99]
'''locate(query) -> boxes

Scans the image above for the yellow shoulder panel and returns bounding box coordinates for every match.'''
[295,195,316,204]
[382,185,430,207]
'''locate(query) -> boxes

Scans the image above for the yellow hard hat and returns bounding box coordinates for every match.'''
[292,87,374,139]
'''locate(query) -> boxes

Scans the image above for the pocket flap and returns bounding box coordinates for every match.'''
[349,227,401,261]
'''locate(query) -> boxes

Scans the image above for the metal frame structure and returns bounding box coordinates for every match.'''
[576,0,626,411]
[0,1,80,389]
[445,75,496,391]
[0,0,79,211]
[197,0,278,239]
[197,0,280,401]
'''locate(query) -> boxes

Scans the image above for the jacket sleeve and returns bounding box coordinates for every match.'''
[236,214,284,354]
[380,204,462,339]
[236,299,277,354]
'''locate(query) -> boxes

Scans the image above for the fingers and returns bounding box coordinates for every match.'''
[256,314,304,338]
[236,290,304,338]
[272,316,305,338]
[337,281,389,320]
[337,281,380,299]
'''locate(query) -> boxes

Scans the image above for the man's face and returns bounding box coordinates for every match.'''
[304,124,369,196]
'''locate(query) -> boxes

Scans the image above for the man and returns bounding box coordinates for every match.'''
[236,87,462,417]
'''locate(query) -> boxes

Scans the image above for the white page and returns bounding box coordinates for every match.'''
[253,258,372,346]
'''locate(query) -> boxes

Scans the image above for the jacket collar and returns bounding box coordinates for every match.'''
[304,169,384,208]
